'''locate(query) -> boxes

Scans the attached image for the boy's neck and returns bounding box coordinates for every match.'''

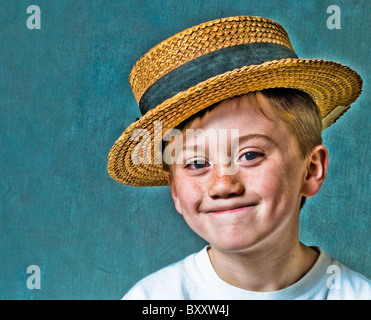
[207,239,319,292]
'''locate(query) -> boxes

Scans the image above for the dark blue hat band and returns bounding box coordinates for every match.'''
[139,42,298,116]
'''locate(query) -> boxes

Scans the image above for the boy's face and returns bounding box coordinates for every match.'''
[165,93,319,253]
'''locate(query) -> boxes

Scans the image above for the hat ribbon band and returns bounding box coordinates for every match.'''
[139,42,298,116]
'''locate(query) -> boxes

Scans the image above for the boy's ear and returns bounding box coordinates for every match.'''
[300,145,329,198]
[164,171,183,215]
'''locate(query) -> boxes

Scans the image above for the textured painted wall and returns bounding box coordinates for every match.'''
[0,0,369,299]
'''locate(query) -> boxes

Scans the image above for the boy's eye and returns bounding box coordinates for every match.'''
[240,151,263,162]
[185,160,210,170]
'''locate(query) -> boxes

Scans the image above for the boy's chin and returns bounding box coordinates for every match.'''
[209,238,264,254]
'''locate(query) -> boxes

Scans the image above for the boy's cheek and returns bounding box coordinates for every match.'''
[173,177,204,212]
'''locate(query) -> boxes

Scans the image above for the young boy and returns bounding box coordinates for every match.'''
[107,16,370,299]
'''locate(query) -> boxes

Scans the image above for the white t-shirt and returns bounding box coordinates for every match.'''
[123,246,371,300]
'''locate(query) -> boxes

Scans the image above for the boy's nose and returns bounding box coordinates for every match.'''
[208,169,245,199]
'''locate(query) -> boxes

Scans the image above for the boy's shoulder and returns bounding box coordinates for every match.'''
[123,247,207,300]
[326,257,371,300]
[122,246,371,300]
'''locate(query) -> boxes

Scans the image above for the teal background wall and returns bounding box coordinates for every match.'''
[0,0,369,299]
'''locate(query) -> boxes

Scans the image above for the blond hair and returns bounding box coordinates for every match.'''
[260,88,322,157]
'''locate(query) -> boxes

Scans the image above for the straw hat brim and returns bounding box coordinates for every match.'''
[107,57,362,186]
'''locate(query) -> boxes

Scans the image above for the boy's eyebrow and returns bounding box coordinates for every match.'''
[238,133,278,146]
[180,133,278,150]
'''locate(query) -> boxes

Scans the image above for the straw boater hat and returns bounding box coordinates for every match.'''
[107,16,362,187]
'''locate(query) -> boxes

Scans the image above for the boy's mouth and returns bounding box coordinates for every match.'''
[206,202,258,215]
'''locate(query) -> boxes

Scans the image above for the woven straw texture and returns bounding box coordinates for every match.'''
[130,16,294,104]
[108,16,362,187]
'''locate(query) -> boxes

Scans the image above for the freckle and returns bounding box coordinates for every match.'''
[194,184,202,193]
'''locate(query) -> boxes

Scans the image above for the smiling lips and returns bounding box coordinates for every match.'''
[207,203,258,215]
